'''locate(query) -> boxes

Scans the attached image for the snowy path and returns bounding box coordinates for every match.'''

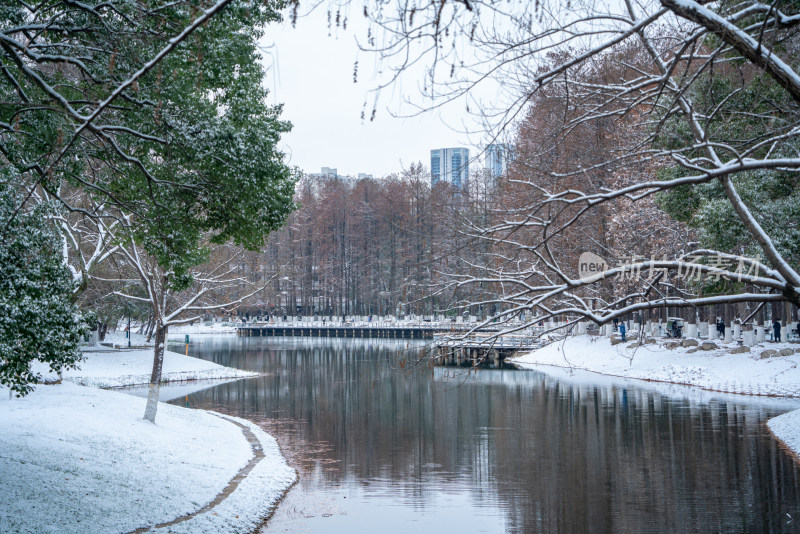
[1,350,295,533]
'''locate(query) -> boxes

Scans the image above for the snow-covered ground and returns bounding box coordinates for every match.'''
[53,348,257,388]
[1,349,295,533]
[513,334,800,463]
[768,410,800,462]
[99,323,238,348]
[168,323,239,335]
[513,335,800,397]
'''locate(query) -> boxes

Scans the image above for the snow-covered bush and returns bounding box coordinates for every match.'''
[0,185,86,396]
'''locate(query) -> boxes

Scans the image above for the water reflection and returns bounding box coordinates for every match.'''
[175,336,800,533]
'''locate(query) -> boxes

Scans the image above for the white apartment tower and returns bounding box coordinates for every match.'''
[484,144,510,179]
[431,147,470,189]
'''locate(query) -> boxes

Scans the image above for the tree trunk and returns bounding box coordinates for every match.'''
[145,316,156,342]
[136,315,148,335]
[143,323,168,423]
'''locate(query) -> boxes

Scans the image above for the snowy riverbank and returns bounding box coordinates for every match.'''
[768,410,800,464]
[513,334,800,461]
[99,323,239,348]
[1,349,296,533]
[513,334,800,397]
[55,348,256,388]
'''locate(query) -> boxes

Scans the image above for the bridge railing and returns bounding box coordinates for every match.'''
[236,321,480,331]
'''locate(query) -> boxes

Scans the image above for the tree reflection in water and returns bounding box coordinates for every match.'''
[175,336,800,534]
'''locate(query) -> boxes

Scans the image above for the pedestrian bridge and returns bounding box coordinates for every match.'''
[236,321,487,340]
[432,333,543,367]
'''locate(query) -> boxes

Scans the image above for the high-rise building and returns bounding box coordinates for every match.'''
[431,147,470,189]
[484,144,510,179]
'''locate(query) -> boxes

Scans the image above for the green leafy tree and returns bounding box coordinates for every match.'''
[1,0,296,285]
[2,0,297,418]
[0,183,85,396]
[656,68,800,300]
[658,167,800,265]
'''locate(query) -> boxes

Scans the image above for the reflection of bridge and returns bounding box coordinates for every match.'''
[433,334,542,367]
[236,322,487,340]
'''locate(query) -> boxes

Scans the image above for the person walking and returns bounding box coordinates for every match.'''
[716,318,725,340]
[773,318,782,342]
[619,321,627,342]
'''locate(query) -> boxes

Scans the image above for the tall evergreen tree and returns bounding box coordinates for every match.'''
[1,0,297,416]
[0,182,85,396]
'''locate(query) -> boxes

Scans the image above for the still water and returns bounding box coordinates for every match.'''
[174,335,800,533]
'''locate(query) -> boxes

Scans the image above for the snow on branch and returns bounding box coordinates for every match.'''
[662,0,800,104]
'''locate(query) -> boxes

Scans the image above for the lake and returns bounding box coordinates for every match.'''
[174,335,800,533]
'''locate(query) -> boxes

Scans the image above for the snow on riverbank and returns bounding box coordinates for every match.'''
[1,350,295,533]
[768,410,800,463]
[168,323,239,334]
[513,334,800,463]
[53,348,257,388]
[99,323,238,348]
[513,335,800,397]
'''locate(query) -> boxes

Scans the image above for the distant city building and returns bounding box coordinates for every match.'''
[484,144,511,179]
[309,167,342,179]
[431,147,470,189]
[319,167,338,178]
[309,168,377,182]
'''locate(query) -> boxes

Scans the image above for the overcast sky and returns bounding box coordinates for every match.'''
[260,8,479,178]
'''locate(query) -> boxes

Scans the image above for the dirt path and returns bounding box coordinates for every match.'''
[126,415,264,533]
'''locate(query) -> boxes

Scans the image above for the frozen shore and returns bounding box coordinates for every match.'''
[513,334,800,461]
[1,349,295,533]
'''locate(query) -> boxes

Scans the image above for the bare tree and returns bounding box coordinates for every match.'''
[359,0,800,333]
[111,219,273,422]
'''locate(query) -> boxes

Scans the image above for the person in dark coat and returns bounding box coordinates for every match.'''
[619,321,627,342]
[716,318,725,339]
[671,320,681,338]
[773,319,782,342]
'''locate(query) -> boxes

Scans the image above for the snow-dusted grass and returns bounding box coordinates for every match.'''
[168,323,238,335]
[513,334,800,463]
[768,410,800,463]
[1,349,295,533]
[513,335,800,397]
[99,323,238,348]
[101,329,154,347]
[165,416,297,534]
[53,348,257,388]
